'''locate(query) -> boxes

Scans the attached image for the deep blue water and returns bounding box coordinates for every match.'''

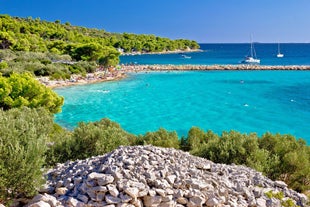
[120,43,310,66]
[54,70,310,144]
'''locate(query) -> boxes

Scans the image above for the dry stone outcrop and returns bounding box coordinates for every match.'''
[28,145,308,207]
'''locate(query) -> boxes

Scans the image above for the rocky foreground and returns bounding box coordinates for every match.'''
[28,145,308,207]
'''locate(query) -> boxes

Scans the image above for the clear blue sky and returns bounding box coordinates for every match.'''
[1,0,310,43]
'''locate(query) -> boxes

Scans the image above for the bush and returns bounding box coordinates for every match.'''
[0,72,64,113]
[75,60,97,73]
[0,107,54,204]
[136,128,180,148]
[47,118,135,162]
[259,133,310,192]
[44,123,73,166]
[184,128,310,192]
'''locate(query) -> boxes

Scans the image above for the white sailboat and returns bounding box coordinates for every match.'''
[242,36,260,64]
[277,43,284,58]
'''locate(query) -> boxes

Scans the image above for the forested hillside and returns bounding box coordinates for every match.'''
[0,14,199,59]
[0,14,199,79]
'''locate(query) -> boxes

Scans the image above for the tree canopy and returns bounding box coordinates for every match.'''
[0,14,199,64]
[0,72,64,113]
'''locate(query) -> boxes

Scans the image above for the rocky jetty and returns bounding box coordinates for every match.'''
[122,64,310,71]
[28,145,308,207]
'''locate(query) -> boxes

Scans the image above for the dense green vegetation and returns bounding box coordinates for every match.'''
[0,72,63,113]
[0,14,199,78]
[0,49,99,79]
[0,14,199,79]
[0,107,54,204]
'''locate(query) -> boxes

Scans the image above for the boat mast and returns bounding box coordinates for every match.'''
[250,34,257,58]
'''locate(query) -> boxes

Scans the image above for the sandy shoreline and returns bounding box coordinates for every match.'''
[38,64,310,88]
[37,70,127,88]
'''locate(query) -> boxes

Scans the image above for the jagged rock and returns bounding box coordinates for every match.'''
[106,194,122,204]
[27,201,51,207]
[28,145,308,207]
[143,195,162,207]
[28,194,59,207]
[55,187,67,196]
[124,187,139,199]
[206,197,220,207]
[108,184,120,197]
[77,194,88,203]
[256,198,267,207]
[176,197,188,205]
[188,196,206,207]
[274,180,287,188]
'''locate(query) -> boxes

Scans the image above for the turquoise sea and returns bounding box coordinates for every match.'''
[54,44,310,143]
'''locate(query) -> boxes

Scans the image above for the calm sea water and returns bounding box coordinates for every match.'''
[54,70,310,143]
[120,43,310,65]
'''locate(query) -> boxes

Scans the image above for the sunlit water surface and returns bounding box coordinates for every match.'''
[54,70,310,143]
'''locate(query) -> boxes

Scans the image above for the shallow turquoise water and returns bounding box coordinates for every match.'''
[54,71,310,143]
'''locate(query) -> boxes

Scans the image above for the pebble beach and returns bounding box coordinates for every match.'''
[38,63,310,88]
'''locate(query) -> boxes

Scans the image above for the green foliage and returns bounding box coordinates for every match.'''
[182,128,310,192]
[46,118,135,163]
[98,46,120,68]
[74,61,97,73]
[0,72,64,113]
[0,15,199,64]
[259,133,310,192]
[44,124,73,167]
[0,107,54,204]
[0,60,8,69]
[136,128,180,148]
[265,190,297,207]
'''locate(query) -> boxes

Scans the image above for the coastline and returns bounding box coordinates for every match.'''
[38,64,310,88]
[37,70,127,89]
[120,48,203,56]
[121,64,310,71]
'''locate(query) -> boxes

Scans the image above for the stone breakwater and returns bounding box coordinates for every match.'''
[27,145,308,207]
[122,64,310,71]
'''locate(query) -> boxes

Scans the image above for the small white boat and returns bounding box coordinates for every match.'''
[181,54,191,59]
[241,36,260,64]
[242,56,260,64]
[277,43,284,58]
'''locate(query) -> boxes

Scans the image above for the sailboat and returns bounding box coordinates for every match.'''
[241,36,260,64]
[277,43,284,58]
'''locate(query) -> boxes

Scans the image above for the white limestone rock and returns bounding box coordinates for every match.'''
[27,145,308,207]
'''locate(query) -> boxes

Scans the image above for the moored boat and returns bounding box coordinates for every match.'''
[241,36,260,64]
[277,43,284,58]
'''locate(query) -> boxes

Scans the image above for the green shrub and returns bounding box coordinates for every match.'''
[0,107,54,204]
[186,129,310,192]
[136,128,180,148]
[68,64,86,74]
[48,118,135,161]
[44,124,73,166]
[75,60,97,73]
[0,72,64,113]
[0,49,17,61]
